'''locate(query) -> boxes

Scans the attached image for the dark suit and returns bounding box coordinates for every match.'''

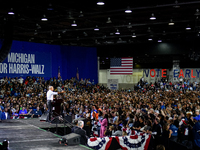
[1,112,10,120]
[41,107,47,114]
[71,126,79,133]
[73,127,87,145]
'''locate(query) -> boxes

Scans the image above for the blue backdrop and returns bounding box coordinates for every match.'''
[0,40,98,82]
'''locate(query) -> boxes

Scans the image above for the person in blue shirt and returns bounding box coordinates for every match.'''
[92,80,95,85]
[160,102,166,110]
[32,106,42,118]
[14,91,18,97]
[169,119,178,142]
[19,107,27,115]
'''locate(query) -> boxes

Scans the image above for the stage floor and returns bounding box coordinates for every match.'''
[0,119,92,150]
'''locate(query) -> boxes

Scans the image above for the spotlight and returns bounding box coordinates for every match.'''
[8,8,14,15]
[94,25,99,31]
[132,33,136,38]
[148,38,153,41]
[158,40,162,42]
[97,1,105,5]
[115,29,120,35]
[168,19,174,25]
[125,7,132,13]
[186,25,191,30]
[71,21,77,26]
[150,13,156,20]
[41,15,48,21]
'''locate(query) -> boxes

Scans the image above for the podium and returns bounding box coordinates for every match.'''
[52,99,63,116]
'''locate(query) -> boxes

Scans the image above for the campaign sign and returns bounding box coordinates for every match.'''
[107,79,118,90]
[0,51,52,78]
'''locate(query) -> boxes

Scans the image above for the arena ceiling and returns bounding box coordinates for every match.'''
[0,0,200,47]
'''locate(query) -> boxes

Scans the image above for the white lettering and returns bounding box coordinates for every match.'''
[24,54,27,63]
[126,75,132,83]
[31,64,44,74]
[8,63,29,74]
[13,64,16,73]
[31,54,35,64]
[17,64,21,73]
[120,76,126,82]
[0,63,7,73]
[26,64,29,74]
[9,63,12,73]
[7,52,35,63]
[42,65,44,74]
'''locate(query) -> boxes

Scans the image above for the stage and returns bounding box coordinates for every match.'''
[0,119,93,150]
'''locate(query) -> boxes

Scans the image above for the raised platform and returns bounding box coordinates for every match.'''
[0,119,92,150]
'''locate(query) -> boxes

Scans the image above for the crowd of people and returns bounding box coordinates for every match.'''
[1,76,200,149]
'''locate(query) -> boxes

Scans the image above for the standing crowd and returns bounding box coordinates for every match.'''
[0,76,200,149]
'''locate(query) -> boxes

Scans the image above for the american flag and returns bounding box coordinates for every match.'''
[110,57,133,75]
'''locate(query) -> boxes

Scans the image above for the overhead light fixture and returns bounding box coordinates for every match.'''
[83,32,88,36]
[8,8,14,15]
[34,30,38,35]
[194,9,200,16]
[150,13,156,20]
[58,34,61,38]
[68,12,74,20]
[125,6,132,13]
[102,35,106,39]
[41,15,48,21]
[97,1,105,5]
[36,23,41,29]
[106,17,112,23]
[173,0,180,8]
[94,25,99,31]
[71,20,77,26]
[147,27,151,32]
[148,38,153,41]
[132,33,136,38]
[127,22,132,28]
[79,11,84,17]
[186,25,191,30]
[168,19,174,25]
[158,39,162,42]
[115,29,120,35]
[163,31,166,35]
[47,3,53,10]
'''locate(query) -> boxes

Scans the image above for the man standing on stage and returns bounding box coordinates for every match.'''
[47,86,64,122]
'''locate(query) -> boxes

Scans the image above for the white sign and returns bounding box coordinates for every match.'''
[107,79,118,90]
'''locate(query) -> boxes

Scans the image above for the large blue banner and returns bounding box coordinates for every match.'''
[0,40,98,82]
[0,51,51,77]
